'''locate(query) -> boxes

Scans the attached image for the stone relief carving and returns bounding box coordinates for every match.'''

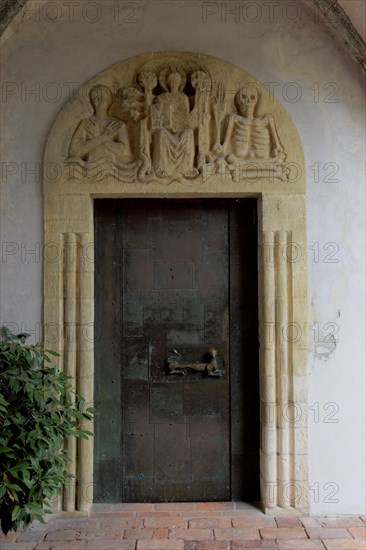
[214,83,287,182]
[65,64,288,183]
[151,70,198,178]
[66,84,139,182]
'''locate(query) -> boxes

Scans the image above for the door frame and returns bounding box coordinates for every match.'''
[44,191,308,514]
[43,52,309,514]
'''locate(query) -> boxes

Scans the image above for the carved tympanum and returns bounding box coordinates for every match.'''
[65,62,288,183]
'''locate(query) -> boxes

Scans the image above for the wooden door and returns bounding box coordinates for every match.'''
[94,199,259,502]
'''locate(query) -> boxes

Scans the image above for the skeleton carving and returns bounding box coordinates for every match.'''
[221,83,285,162]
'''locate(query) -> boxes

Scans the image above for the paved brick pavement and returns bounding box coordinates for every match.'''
[0,503,365,550]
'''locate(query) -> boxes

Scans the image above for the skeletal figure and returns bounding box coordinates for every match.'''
[220,83,285,163]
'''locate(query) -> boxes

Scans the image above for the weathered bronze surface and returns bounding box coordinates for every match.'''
[94,199,259,503]
[166,348,225,377]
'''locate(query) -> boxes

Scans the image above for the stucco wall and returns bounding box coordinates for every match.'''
[1,0,365,514]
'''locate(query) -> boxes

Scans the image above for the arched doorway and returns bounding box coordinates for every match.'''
[43,51,308,513]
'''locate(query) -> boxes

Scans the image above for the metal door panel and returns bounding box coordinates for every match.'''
[94,199,259,502]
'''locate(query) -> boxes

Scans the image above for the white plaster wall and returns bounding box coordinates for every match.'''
[1,0,365,514]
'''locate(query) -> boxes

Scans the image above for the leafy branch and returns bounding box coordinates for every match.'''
[0,327,95,535]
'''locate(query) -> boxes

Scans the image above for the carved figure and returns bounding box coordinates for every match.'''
[65,66,288,185]
[150,71,199,178]
[191,70,211,169]
[136,71,158,178]
[221,83,285,163]
[67,85,137,181]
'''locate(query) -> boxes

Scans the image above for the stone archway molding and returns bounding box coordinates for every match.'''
[43,51,309,514]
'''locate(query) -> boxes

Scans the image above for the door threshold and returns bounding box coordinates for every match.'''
[89,501,263,513]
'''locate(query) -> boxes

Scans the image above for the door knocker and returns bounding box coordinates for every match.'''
[166,348,225,377]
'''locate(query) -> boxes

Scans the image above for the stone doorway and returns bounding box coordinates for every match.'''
[43,51,308,514]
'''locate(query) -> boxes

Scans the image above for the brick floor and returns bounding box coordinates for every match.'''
[214,528,260,540]
[184,543,229,550]
[124,527,168,539]
[86,542,136,550]
[349,527,366,539]
[232,517,276,528]
[169,528,214,540]
[275,517,303,528]
[322,540,366,550]
[35,543,87,550]
[306,528,353,539]
[137,541,184,549]
[318,517,364,528]
[276,540,326,549]
[0,504,365,550]
[231,541,278,549]
[145,518,188,528]
[260,527,308,539]
[188,518,232,529]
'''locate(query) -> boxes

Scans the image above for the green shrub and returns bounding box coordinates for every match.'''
[0,327,95,535]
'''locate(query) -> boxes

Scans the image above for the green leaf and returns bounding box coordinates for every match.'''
[11,506,23,521]
[27,503,43,513]
[46,350,60,357]
[6,483,23,492]
[1,326,15,341]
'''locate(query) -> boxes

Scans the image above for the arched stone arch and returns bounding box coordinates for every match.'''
[43,52,309,514]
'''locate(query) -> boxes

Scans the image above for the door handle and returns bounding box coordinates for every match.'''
[166,348,225,377]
